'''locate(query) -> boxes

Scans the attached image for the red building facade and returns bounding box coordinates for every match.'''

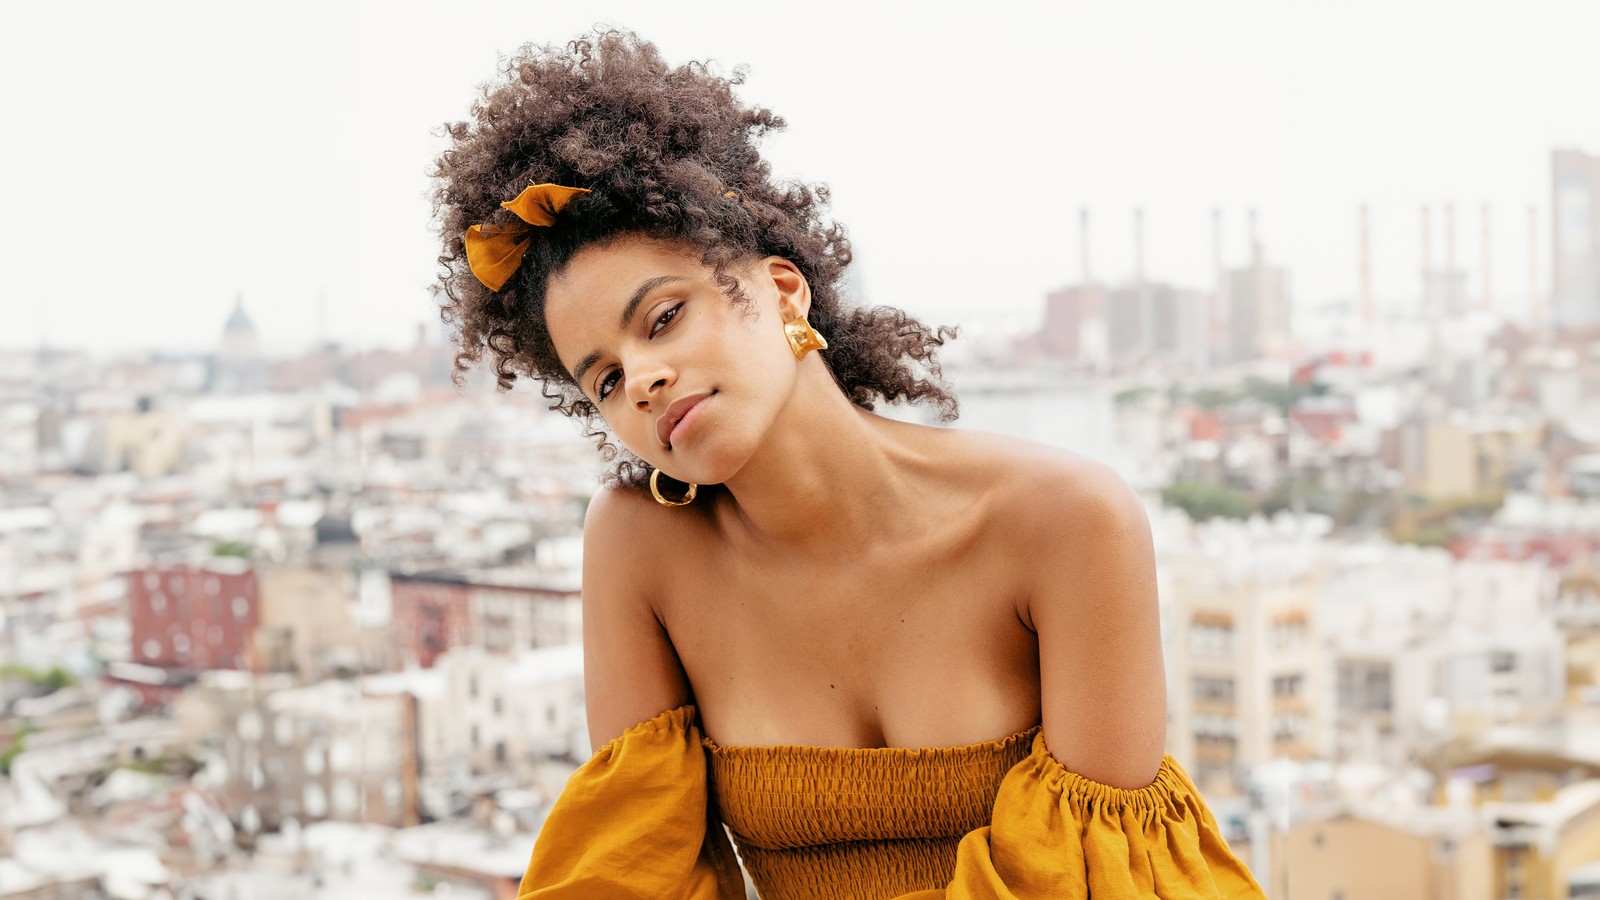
[125,563,259,671]
[389,573,473,670]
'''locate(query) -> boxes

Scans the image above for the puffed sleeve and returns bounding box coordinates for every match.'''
[517,705,746,899]
[937,733,1266,899]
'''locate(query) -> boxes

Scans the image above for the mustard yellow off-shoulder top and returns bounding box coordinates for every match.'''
[517,706,1266,899]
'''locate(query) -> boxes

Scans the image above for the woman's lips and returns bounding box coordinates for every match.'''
[657,390,713,448]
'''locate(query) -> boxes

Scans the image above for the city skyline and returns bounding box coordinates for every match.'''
[3,0,1599,353]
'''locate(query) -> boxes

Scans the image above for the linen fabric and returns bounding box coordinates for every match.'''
[516,704,1267,899]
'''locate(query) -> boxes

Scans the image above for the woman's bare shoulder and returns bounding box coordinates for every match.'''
[926,426,1121,499]
[584,480,716,543]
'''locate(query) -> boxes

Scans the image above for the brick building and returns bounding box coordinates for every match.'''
[113,561,260,706]
[389,571,580,671]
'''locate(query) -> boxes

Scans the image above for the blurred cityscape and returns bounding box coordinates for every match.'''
[2,147,1600,899]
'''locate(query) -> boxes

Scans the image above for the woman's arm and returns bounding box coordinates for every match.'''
[580,485,697,750]
[934,458,1265,898]
[517,487,743,899]
[1019,458,1168,789]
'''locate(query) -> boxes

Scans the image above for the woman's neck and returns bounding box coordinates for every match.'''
[713,362,932,555]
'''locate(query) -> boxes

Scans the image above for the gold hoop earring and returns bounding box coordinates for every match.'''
[650,469,698,507]
[784,315,828,360]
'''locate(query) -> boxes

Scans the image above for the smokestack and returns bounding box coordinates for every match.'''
[1359,204,1373,325]
[1528,204,1540,328]
[1445,202,1457,274]
[1079,207,1091,285]
[1249,207,1261,266]
[1134,207,1145,285]
[1213,207,1223,275]
[1211,207,1225,365]
[1445,202,1457,313]
[1481,203,1492,312]
[1421,204,1433,314]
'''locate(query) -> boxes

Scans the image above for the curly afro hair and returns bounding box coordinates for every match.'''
[429,28,958,493]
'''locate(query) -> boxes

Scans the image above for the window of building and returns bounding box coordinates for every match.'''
[304,783,327,818]
[1193,676,1236,703]
[494,741,506,764]
[1435,838,1455,863]
[493,696,503,715]
[1273,673,1305,698]
[150,592,166,613]
[484,614,512,652]
[471,724,480,749]
[1187,621,1236,658]
[469,675,478,700]
[1272,714,1309,743]
[1506,846,1526,898]
[1269,617,1309,652]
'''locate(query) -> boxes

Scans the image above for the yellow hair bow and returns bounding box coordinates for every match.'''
[463,182,591,291]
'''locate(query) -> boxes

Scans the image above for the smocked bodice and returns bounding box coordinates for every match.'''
[702,725,1041,900]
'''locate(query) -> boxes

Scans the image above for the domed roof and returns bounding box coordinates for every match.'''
[224,295,256,335]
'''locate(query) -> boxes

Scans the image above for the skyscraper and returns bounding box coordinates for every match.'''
[1552,148,1600,331]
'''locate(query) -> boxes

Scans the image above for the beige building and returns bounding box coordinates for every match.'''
[365,643,585,821]
[1387,409,1544,502]
[176,671,419,837]
[90,407,184,477]
[1270,812,1493,900]
[1162,544,1324,795]
[255,567,387,679]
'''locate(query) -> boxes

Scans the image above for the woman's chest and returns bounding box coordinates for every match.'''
[659,539,1042,749]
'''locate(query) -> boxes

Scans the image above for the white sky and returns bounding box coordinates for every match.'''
[2,0,1597,354]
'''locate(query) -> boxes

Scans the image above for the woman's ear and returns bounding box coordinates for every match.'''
[763,256,811,321]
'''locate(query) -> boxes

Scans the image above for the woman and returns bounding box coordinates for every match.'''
[431,28,1266,900]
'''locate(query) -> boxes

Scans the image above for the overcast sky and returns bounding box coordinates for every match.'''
[2,0,1597,355]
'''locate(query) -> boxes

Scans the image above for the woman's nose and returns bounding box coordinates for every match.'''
[633,380,666,410]
[625,360,672,409]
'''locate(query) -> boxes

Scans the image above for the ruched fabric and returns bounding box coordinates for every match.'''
[515,704,1267,900]
[515,706,744,899]
[938,732,1266,898]
[705,724,1039,899]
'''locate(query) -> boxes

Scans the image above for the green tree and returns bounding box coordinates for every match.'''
[1161,481,1254,522]
[212,540,253,559]
[0,725,36,776]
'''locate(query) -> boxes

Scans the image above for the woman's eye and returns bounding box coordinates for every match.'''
[650,302,683,335]
[596,369,621,401]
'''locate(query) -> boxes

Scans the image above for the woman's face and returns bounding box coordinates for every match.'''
[543,234,811,487]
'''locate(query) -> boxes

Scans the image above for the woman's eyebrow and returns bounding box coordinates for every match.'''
[571,275,689,383]
[619,275,686,329]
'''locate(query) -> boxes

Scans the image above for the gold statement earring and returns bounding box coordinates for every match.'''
[784,315,828,360]
[650,469,698,507]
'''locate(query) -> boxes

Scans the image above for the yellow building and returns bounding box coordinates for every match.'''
[1399,412,1544,502]
[1425,736,1600,899]
[1483,779,1600,900]
[1270,812,1492,900]
[98,408,184,477]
